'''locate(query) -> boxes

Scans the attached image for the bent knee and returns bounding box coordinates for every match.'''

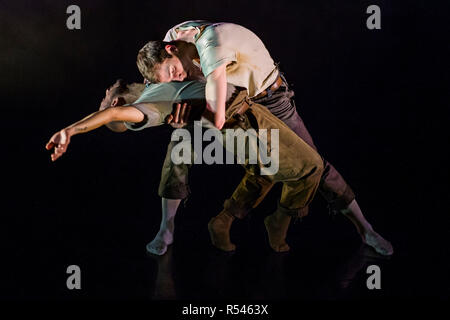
[306,148,324,177]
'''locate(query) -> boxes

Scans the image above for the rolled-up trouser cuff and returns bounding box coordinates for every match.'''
[158,138,193,200]
[277,202,309,217]
[223,198,252,219]
[327,184,356,213]
[158,183,190,200]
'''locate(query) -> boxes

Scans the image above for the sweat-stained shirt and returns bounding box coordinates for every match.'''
[163,21,279,98]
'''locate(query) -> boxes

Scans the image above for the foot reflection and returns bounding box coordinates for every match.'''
[335,243,391,296]
[147,240,391,300]
[253,250,288,299]
[150,246,177,300]
[203,248,235,299]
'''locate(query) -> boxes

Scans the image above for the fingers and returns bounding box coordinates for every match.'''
[52,142,68,160]
[179,102,188,124]
[170,102,193,126]
[171,103,191,126]
[46,131,69,161]
[45,141,55,150]
[165,114,174,124]
[173,103,181,123]
[185,104,191,122]
[50,146,64,161]
[51,152,63,162]
[46,131,61,150]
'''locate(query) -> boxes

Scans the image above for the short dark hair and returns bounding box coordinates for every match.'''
[136,40,172,83]
[110,79,145,105]
[111,78,129,96]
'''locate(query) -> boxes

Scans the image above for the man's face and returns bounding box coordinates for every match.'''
[153,55,187,83]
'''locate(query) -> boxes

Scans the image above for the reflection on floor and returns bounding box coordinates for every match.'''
[5,193,448,300]
[150,239,391,301]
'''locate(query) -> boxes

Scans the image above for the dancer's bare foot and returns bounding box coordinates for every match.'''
[340,200,394,256]
[146,230,173,256]
[361,231,394,256]
[264,214,291,252]
[208,211,236,252]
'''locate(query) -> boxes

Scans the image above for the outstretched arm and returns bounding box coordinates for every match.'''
[99,99,130,133]
[45,106,144,161]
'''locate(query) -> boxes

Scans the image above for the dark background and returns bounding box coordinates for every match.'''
[1,0,448,301]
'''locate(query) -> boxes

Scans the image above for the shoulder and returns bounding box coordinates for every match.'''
[164,20,212,41]
[135,83,179,103]
[197,23,254,46]
[136,82,205,104]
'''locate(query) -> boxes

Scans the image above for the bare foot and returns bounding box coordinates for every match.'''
[362,231,394,256]
[146,231,173,256]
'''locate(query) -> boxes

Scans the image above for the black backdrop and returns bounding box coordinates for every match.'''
[1,0,448,301]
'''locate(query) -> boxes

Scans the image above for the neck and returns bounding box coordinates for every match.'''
[178,42,199,60]
[177,43,203,81]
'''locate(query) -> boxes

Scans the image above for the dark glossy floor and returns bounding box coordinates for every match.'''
[3,149,449,300]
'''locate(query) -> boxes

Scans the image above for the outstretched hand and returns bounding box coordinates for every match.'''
[45,128,72,161]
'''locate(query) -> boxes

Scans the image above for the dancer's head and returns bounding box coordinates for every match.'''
[99,79,145,111]
[137,40,199,83]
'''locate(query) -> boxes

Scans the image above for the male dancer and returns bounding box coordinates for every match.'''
[137,21,394,256]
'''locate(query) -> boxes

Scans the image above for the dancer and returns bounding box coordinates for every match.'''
[137,21,393,255]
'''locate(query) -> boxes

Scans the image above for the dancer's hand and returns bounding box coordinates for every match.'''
[165,102,191,128]
[45,128,72,161]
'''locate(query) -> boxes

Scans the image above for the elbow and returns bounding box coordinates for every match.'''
[108,107,122,122]
[106,121,127,133]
